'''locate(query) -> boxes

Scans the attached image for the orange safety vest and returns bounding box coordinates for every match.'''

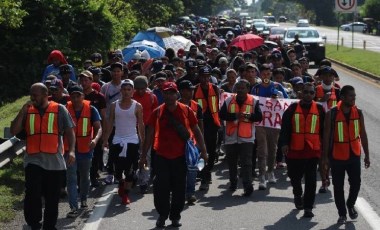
[25,102,59,154]
[290,101,321,151]
[65,100,93,153]
[226,95,254,138]
[332,102,361,160]
[194,83,221,127]
[316,85,337,109]
[189,100,198,115]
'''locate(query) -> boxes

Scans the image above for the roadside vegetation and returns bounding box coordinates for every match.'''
[326,44,380,77]
[0,96,29,138]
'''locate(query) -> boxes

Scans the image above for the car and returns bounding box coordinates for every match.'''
[297,19,309,27]
[340,22,367,32]
[262,24,279,37]
[263,16,276,23]
[284,27,326,64]
[278,16,287,23]
[268,27,287,41]
[253,22,267,33]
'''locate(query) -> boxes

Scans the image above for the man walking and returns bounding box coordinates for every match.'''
[10,83,76,230]
[322,85,370,224]
[220,79,262,196]
[280,83,325,218]
[140,82,207,228]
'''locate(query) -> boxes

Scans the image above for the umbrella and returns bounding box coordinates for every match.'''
[131,31,165,48]
[229,34,264,51]
[163,35,195,52]
[264,40,279,50]
[146,27,173,38]
[198,17,209,23]
[122,40,166,62]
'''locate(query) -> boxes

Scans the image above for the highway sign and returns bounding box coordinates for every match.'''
[335,0,357,13]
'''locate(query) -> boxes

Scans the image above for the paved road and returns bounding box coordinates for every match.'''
[2,64,380,230]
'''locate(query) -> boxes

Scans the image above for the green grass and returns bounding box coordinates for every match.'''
[0,157,24,222]
[326,44,380,76]
[0,96,29,138]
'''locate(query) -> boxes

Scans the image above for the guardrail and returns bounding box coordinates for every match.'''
[0,137,25,168]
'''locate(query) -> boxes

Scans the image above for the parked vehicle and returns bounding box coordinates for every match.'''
[278,16,287,23]
[268,27,287,41]
[340,22,367,32]
[284,27,326,65]
[297,19,309,27]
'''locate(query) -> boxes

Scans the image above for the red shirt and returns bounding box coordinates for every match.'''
[147,103,198,159]
[133,91,158,125]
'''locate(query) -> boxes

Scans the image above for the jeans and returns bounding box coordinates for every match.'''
[153,155,187,221]
[331,157,361,216]
[24,164,64,230]
[256,126,280,176]
[186,168,197,196]
[286,158,318,209]
[201,123,219,183]
[67,157,92,209]
[225,143,253,188]
[90,140,103,182]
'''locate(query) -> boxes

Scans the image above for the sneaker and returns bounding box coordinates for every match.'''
[294,196,304,210]
[199,182,209,191]
[118,181,125,197]
[348,206,358,219]
[66,208,79,218]
[80,201,88,209]
[187,195,197,204]
[318,185,327,193]
[267,172,277,184]
[105,175,114,185]
[303,209,314,218]
[171,220,182,227]
[121,194,130,205]
[337,215,347,224]
[156,216,166,228]
[140,184,148,194]
[258,175,267,190]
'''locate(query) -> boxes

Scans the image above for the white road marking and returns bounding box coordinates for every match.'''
[82,185,117,230]
[356,197,380,230]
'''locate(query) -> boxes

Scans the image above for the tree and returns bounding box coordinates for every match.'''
[361,0,380,20]
[0,0,27,28]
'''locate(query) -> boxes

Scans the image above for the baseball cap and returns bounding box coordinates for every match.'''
[185,59,198,69]
[290,77,304,85]
[121,79,134,88]
[319,65,334,74]
[49,79,63,89]
[178,80,195,90]
[198,65,212,75]
[78,70,93,80]
[134,75,149,89]
[59,64,72,74]
[151,60,164,73]
[162,82,178,92]
[110,62,123,70]
[154,71,167,82]
[271,52,283,60]
[68,85,84,95]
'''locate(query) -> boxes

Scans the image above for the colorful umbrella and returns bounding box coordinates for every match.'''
[229,34,264,51]
[131,31,165,48]
[163,36,195,52]
[122,40,165,62]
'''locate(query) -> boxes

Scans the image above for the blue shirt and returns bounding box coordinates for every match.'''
[153,88,164,105]
[251,81,289,98]
[42,64,76,82]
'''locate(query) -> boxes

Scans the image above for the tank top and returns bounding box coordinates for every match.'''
[114,100,139,143]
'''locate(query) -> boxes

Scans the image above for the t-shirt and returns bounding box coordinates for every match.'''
[84,90,106,113]
[133,91,159,125]
[23,104,75,170]
[100,82,121,118]
[153,88,164,105]
[48,94,71,105]
[147,103,198,159]
[251,81,289,98]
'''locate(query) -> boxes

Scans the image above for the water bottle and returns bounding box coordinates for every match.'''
[197,158,205,171]
[103,147,109,168]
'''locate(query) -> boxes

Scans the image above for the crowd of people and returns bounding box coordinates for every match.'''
[10,19,371,229]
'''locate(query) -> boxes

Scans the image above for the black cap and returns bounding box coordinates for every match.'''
[88,67,103,75]
[185,59,197,69]
[198,65,212,75]
[110,62,123,70]
[178,80,195,90]
[59,64,72,74]
[68,85,83,95]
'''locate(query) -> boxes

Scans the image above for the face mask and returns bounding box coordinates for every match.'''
[322,82,332,91]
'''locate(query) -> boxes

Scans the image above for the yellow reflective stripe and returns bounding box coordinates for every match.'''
[337,122,344,142]
[354,119,359,138]
[197,99,203,109]
[82,118,88,136]
[331,100,337,107]
[310,115,317,133]
[245,105,251,113]
[230,104,236,113]
[29,114,35,135]
[294,114,300,133]
[211,96,217,112]
[47,113,55,133]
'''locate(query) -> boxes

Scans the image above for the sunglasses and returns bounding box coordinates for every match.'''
[302,90,315,95]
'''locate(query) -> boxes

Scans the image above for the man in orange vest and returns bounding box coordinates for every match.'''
[194,65,221,191]
[178,80,204,204]
[139,82,207,228]
[322,85,370,224]
[10,83,76,230]
[314,66,340,193]
[65,85,102,218]
[220,79,262,196]
[280,82,325,218]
